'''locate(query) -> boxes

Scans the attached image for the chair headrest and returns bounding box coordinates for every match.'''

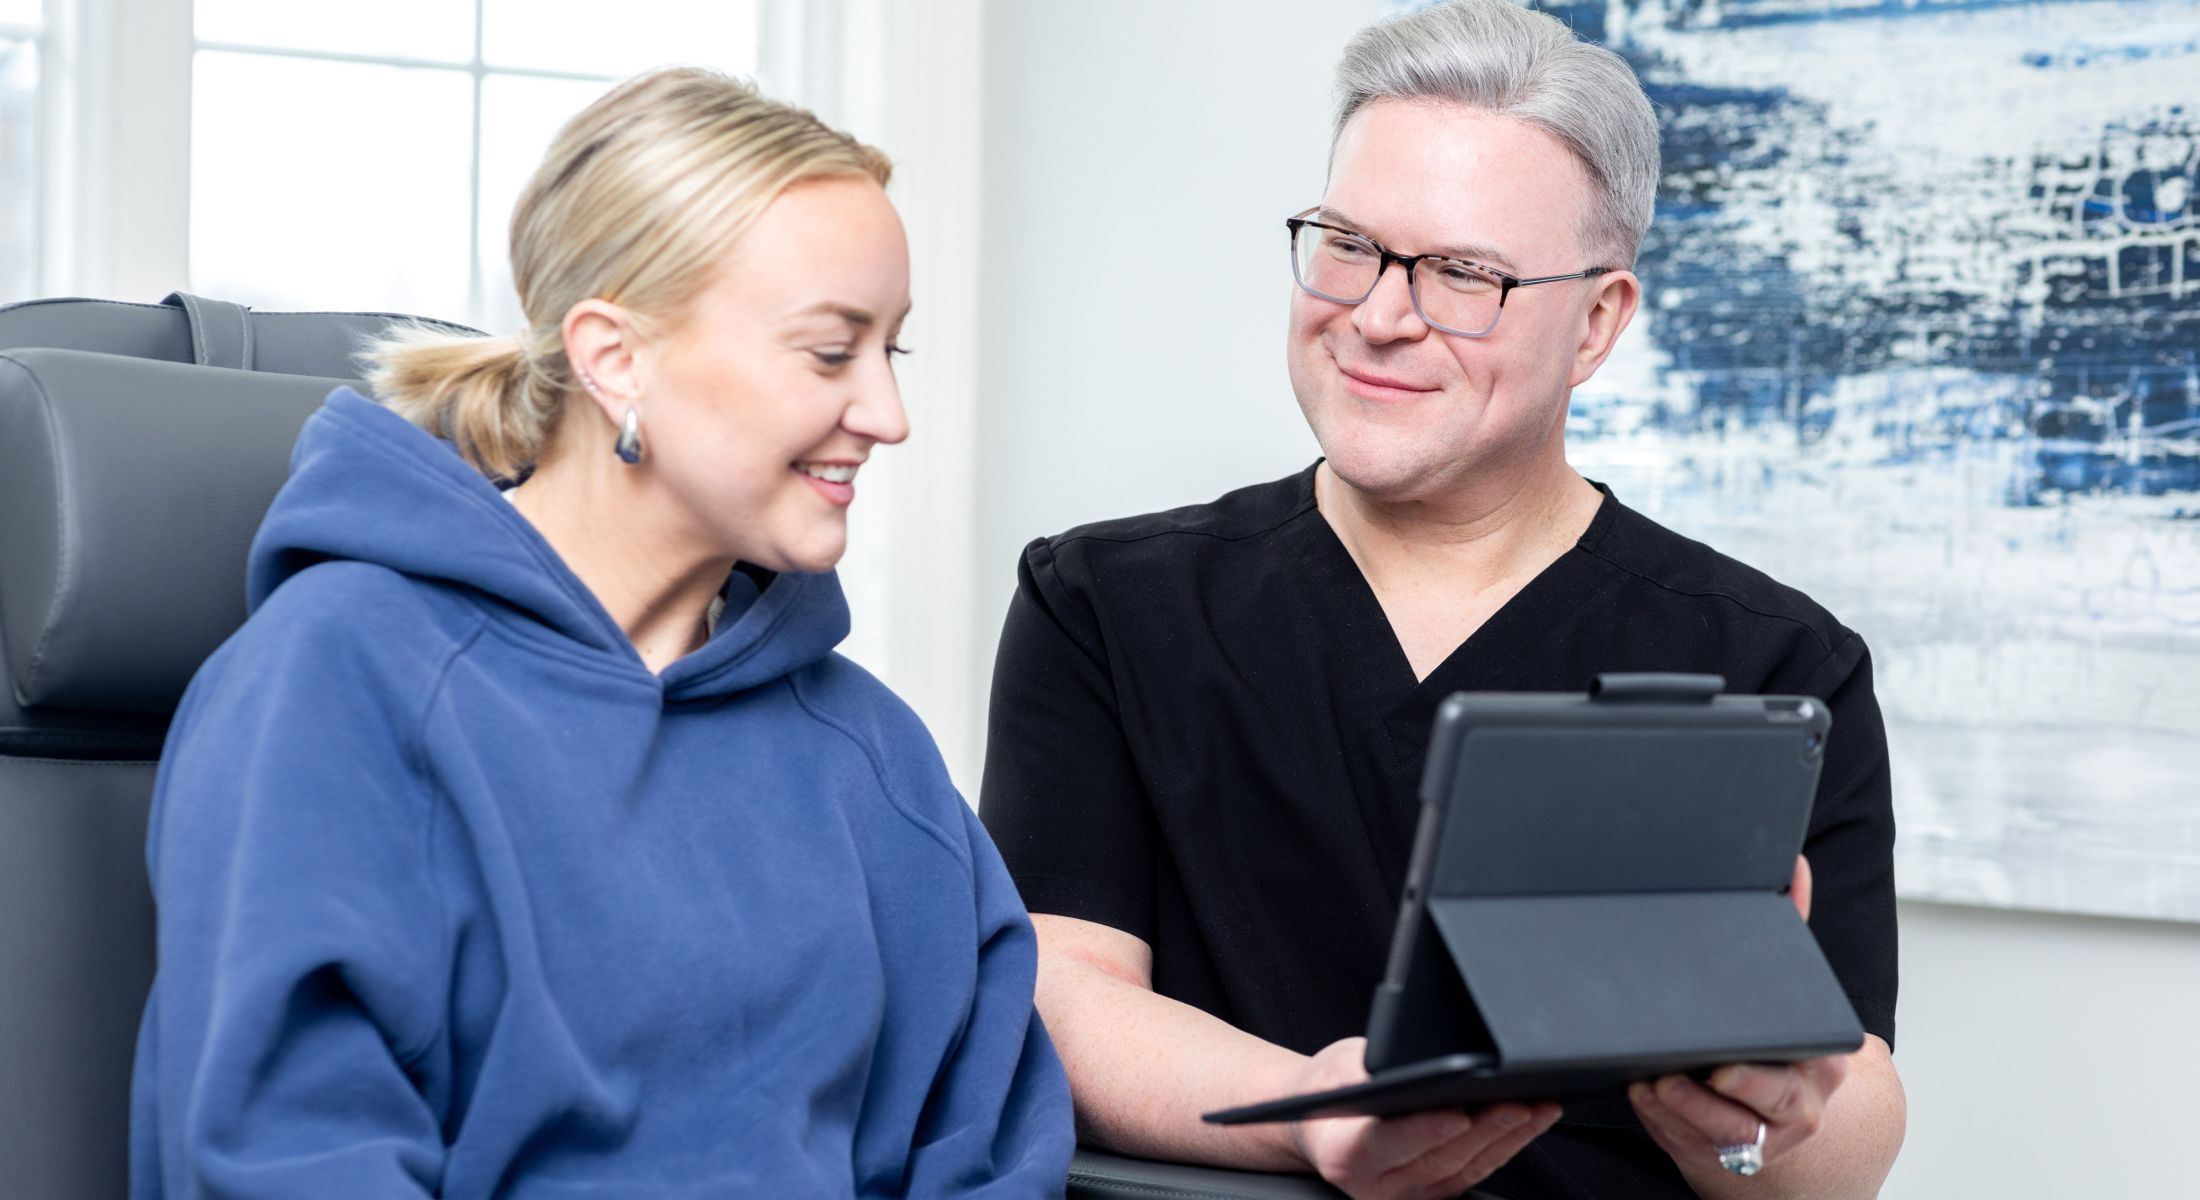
[0,349,346,715]
[0,293,480,378]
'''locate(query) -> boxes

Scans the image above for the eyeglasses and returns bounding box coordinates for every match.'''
[1285,208,1610,338]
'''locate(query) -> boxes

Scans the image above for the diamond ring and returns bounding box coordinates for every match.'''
[1716,1120,1767,1176]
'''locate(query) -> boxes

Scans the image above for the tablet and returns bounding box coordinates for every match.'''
[1205,674,1865,1125]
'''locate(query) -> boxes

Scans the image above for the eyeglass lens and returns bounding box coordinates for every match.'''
[1292,223,1504,337]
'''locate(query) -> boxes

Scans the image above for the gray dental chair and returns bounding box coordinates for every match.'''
[0,293,472,1197]
[0,292,1351,1200]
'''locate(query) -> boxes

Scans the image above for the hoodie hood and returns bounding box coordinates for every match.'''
[246,387,849,699]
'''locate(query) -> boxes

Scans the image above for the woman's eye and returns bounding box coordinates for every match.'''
[812,349,855,367]
[886,343,913,358]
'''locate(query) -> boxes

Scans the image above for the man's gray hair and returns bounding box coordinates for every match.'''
[1334,0,1660,267]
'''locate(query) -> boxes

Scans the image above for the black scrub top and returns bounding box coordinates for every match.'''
[979,464,1898,1200]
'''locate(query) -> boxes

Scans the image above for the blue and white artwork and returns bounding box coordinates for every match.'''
[1485,0,2200,922]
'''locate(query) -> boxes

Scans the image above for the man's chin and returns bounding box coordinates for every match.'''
[1318,449,1455,506]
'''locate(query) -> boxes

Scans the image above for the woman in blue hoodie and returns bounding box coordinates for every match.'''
[130,68,1072,1198]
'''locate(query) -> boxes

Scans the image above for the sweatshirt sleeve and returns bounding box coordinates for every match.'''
[897,805,1074,1199]
[133,603,453,1200]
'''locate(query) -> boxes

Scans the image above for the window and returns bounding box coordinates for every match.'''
[0,0,41,303]
[188,0,760,330]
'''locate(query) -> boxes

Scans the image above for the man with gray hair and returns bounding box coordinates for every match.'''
[980,2,1906,1197]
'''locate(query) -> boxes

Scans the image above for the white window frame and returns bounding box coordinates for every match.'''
[40,0,193,301]
[194,23,651,326]
[1,5,47,302]
[35,0,989,791]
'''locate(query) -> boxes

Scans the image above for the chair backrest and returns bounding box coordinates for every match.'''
[0,294,477,1198]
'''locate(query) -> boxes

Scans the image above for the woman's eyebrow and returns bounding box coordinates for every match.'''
[1315,205,1519,272]
[789,301,875,329]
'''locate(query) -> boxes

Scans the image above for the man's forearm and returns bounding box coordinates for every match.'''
[1035,953,1314,1171]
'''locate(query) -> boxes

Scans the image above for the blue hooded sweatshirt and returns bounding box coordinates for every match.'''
[129,388,1073,1199]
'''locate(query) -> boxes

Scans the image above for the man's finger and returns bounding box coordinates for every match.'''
[1650,1073,1807,1162]
[1630,1083,1716,1162]
[1802,1051,1851,1099]
[1790,854,1813,921]
[1372,1120,1490,1197]
[1370,1106,1527,1190]
[1441,1102,1561,1189]
[1357,1107,1480,1177]
[1707,1062,1824,1130]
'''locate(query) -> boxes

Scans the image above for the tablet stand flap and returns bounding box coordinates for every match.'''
[1427,891,1864,1073]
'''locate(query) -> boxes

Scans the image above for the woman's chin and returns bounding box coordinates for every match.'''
[758,534,848,577]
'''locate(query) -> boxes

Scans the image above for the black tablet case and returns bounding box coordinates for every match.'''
[1209,676,1865,1123]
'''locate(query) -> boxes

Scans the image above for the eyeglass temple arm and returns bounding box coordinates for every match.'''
[1510,266,1612,287]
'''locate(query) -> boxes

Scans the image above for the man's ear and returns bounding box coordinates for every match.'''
[561,298,641,428]
[1569,269,1641,389]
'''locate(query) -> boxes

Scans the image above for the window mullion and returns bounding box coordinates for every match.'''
[44,0,193,300]
[467,0,485,328]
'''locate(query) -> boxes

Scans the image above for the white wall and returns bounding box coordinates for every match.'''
[1884,901,2200,1200]
[970,5,2200,1198]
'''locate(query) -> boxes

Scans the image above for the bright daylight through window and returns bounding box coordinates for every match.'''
[189,0,760,330]
[0,0,42,304]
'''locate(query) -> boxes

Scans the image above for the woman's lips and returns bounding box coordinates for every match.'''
[794,461,859,506]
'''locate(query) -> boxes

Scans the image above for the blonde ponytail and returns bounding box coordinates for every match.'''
[364,325,565,481]
[360,67,890,480]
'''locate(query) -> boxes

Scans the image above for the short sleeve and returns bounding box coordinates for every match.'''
[978,538,1159,942]
[1797,632,1900,1051]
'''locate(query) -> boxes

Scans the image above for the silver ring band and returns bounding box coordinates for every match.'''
[1715,1120,1767,1176]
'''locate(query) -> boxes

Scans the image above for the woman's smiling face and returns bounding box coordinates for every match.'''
[634,175,912,574]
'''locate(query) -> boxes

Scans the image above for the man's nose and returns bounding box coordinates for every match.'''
[1351,260,1428,345]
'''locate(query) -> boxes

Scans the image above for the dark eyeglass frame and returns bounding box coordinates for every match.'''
[1285,207,1611,338]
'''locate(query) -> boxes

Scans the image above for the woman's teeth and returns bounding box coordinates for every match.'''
[797,462,858,484]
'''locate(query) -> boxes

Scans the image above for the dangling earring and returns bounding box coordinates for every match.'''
[615,406,643,465]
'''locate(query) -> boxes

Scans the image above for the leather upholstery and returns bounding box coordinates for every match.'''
[0,293,475,379]
[0,351,345,713]
[0,758,159,1199]
[1069,1149,1350,1199]
[1069,1149,1510,1200]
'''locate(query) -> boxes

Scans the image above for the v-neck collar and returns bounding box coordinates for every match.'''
[1285,462,1624,899]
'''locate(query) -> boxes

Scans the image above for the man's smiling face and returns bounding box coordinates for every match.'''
[1286,99,1617,504]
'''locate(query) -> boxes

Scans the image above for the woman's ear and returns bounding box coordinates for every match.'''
[561,299,641,428]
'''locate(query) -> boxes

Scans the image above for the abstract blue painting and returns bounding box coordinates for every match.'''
[1390,0,2200,921]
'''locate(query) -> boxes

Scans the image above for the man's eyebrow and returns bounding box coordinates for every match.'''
[1315,206,1521,273]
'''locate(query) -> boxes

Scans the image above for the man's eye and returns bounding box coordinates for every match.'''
[1328,236,1376,259]
[1435,264,1496,293]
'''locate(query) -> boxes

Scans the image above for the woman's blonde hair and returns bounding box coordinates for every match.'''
[363,67,892,478]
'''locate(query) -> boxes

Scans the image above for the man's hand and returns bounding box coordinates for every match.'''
[1627,854,1848,1184]
[1628,1054,1849,1182]
[1288,1038,1560,1200]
